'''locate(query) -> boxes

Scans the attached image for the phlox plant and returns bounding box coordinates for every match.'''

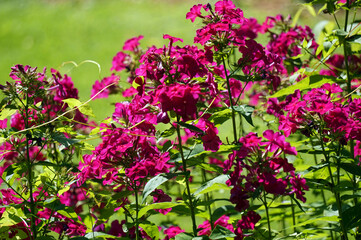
[1,0,361,239]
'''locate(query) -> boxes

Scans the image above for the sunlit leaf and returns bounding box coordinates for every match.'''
[139,222,159,240]
[232,105,254,127]
[209,225,236,239]
[269,75,336,98]
[193,175,230,196]
[142,173,179,204]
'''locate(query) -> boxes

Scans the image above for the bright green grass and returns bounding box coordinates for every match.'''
[0,0,309,120]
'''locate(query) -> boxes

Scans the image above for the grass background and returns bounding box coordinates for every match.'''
[0,0,316,120]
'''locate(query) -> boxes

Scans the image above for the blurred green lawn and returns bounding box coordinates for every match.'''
[0,0,307,120]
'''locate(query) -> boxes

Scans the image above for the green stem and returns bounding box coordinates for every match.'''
[263,194,272,239]
[24,105,37,240]
[344,0,358,209]
[176,116,197,236]
[342,0,358,207]
[280,196,287,237]
[134,185,140,240]
[310,139,335,240]
[222,56,237,143]
[0,175,26,202]
[320,138,348,240]
[290,198,296,233]
[344,3,351,94]
[202,169,214,230]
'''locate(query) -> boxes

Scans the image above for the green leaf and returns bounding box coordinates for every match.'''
[0,207,25,226]
[305,178,332,191]
[0,108,16,120]
[212,205,237,222]
[83,215,96,231]
[290,194,306,213]
[208,108,232,127]
[138,202,183,218]
[36,237,56,240]
[84,232,118,239]
[230,74,254,82]
[232,105,254,127]
[217,144,239,153]
[338,162,361,177]
[333,29,348,38]
[269,75,336,99]
[347,34,361,44]
[89,127,106,135]
[33,161,57,168]
[139,222,159,240]
[132,76,144,89]
[209,225,236,239]
[51,132,79,148]
[198,163,223,173]
[193,175,230,196]
[341,194,361,201]
[342,204,361,229]
[172,144,206,162]
[57,208,79,221]
[176,122,204,134]
[142,173,178,204]
[159,127,176,138]
[326,1,336,14]
[62,98,95,117]
[175,233,194,240]
[3,163,26,186]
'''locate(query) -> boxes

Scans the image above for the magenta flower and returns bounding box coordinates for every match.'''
[237,210,261,230]
[0,119,7,129]
[90,74,120,99]
[123,35,143,52]
[259,172,287,195]
[163,226,185,240]
[186,4,204,22]
[163,34,183,44]
[196,118,222,152]
[198,215,234,236]
[262,129,297,156]
[289,172,309,202]
[214,0,236,15]
[157,83,200,121]
[111,51,130,72]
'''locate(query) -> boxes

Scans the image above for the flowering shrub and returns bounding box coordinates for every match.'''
[1,0,361,239]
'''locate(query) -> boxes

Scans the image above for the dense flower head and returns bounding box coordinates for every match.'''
[77,125,172,187]
[272,82,361,145]
[225,130,307,212]
[157,83,201,121]
[190,1,247,48]
[135,41,213,85]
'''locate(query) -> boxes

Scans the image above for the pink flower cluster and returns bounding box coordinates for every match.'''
[78,127,171,187]
[224,130,307,207]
